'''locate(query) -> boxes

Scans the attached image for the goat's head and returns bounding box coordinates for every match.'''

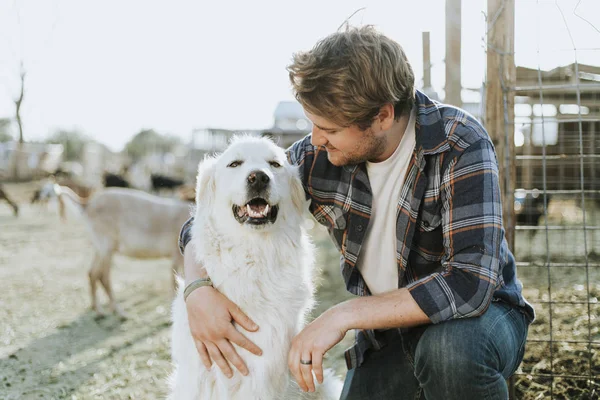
[38,182,66,220]
[38,182,60,199]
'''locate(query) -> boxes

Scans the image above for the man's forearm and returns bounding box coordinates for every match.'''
[334,288,431,331]
[183,243,208,285]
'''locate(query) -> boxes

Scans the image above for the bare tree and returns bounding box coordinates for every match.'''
[14,62,26,144]
[11,62,26,179]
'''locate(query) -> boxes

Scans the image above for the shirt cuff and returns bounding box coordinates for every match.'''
[406,274,455,324]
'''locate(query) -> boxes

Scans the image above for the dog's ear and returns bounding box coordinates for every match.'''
[288,164,308,215]
[195,156,217,209]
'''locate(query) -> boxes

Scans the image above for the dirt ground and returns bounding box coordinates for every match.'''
[2,181,599,399]
[0,181,353,400]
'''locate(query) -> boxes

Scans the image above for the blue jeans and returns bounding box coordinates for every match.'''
[339,301,529,400]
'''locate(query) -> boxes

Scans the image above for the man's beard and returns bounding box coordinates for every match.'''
[326,134,386,166]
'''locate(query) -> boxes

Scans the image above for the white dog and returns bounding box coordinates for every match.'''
[169,136,342,400]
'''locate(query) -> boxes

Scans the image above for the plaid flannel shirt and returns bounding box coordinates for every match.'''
[179,90,535,370]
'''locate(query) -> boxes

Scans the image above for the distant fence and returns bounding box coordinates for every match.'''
[486,0,600,398]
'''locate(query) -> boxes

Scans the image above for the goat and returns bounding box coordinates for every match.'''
[30,188,46,208]
[176,184,196,203]
[515,190,551,226]
[32,177,93,210]
[103,172,130,188]
[515,189,551,239]
[150,173,184,193]
[39,183,192,318]
[0,185,19,216]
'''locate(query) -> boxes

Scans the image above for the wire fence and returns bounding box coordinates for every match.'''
[487,0,600,398]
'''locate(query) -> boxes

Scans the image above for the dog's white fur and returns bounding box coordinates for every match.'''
[169,136,342,400]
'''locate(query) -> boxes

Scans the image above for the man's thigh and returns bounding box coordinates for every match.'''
[339,332,421,400]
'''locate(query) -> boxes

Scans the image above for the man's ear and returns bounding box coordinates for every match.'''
[375,103,395,132]
[195,156,217,210]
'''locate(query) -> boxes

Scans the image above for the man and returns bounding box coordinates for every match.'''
[179,26,534,399]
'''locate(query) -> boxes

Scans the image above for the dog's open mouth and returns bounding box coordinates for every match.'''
[233,198,278,225]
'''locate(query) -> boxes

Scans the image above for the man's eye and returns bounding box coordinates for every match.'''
[269,161,282,168]
[227,161,243,168]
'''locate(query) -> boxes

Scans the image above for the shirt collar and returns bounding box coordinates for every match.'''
[414,89,450,155]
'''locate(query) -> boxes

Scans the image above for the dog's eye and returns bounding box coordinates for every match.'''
[227,161,243,168]
[269,161,281,168]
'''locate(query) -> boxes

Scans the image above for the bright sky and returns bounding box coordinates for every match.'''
[0,0,598,151]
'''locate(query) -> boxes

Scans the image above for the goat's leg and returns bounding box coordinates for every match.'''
[98,255,128,319]
[88,254,106,316]
[0,187,19,216]
[9,199,19,216]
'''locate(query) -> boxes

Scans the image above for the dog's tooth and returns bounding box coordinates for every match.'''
[246,204,251,215]
[263,204,270,216]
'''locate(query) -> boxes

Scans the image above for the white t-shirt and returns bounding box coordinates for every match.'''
[356,107,417,295]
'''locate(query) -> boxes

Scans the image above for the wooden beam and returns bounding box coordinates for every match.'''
[445,0,462,107]
[485,0,516,250]
[423,32,431,89]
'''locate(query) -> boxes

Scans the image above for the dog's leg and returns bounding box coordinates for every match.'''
[88,253,106,317]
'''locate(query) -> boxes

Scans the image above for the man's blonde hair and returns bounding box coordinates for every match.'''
[287,25,415,131]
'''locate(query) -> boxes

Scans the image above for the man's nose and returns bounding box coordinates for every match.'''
[311,128,327,147]
[247,170,270,190]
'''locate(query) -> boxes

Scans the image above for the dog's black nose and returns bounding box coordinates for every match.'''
[247,170,270,189]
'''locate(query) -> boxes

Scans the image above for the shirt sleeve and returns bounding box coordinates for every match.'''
[407,138,503,323]
[178,217,194,255]
[285,135,313,192]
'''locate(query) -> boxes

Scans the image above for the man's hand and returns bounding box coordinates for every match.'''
[288,307,348,392]
[186,286,262,378]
